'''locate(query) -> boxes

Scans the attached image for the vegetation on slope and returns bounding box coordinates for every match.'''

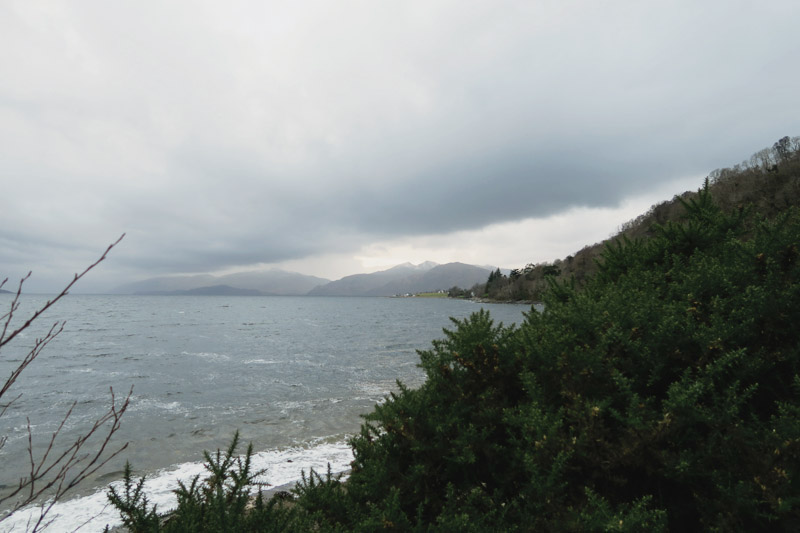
[110,167,800,530]
[478,135,800,301]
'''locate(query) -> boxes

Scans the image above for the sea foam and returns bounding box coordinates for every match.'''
[1,439,353,533]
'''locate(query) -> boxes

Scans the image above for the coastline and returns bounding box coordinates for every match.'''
[469,297,539,306]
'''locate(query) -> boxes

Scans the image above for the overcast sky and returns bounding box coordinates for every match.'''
[1,1,798,293]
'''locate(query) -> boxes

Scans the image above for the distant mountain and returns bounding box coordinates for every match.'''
[307,262,434,296]
[114,274,216,294]
[114,269,330,296]
[138,285,264,296]
[398,261,439,271]
[215,270,330,294]
[308,262,491,297]
[115,262,492,298]
[400,263,493,295]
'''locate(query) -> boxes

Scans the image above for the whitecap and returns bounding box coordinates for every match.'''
[180,351,230,362]
[129,399,185,415]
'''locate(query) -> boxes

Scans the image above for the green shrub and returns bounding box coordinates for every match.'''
[107,431,312,532]
[110,184,800,531]
[332,184,800,530]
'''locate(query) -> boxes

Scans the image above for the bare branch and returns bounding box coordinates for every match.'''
[0,272,28,343]
[0,233,124,352]
[0,235,130,530]
[0,321,65,401]
[0,387,132,525]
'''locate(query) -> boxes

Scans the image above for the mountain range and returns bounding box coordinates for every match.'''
[113,262,493,297]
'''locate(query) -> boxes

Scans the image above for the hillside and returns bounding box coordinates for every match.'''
[307,262,434,296]
[479,135,800,301]
[308,262,492,296]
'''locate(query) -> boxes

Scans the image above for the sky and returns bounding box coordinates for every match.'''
[1,1,798,293]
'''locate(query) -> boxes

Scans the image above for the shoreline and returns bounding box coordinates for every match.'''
[469,297,539,306]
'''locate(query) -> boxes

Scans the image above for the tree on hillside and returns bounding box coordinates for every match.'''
[774,136,788,161]
[496,135,800,304]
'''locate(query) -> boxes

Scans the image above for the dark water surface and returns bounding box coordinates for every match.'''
[0,295,530,531]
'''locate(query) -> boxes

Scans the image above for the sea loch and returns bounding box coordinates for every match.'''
[0,294,530,532]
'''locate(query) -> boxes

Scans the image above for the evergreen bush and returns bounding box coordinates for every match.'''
[110,184,800,530]
[106,431,316,532]
[323,184,800,530]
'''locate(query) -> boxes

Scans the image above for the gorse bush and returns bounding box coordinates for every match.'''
[106,432,316,532]
[110,184,800,531]
[328,184,800,531]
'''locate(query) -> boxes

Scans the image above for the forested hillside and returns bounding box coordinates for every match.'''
[108,138,800,531]
[476,135,800,301]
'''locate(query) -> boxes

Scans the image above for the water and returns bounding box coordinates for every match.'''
[0,295,531,532]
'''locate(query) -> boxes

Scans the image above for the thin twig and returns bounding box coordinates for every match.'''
[0,234,124,351]
[0,235,130,531]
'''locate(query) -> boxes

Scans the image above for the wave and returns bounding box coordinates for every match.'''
[180,351,230,361]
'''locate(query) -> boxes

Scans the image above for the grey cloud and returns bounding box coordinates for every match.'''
[1,1,799,291]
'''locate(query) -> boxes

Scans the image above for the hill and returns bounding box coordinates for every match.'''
[115,260,493,298]
[307,262,492,296]
[479,135,800,301]
[307,262,435,296]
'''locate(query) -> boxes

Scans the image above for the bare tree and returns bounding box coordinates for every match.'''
[753,147,776,170]
[772,135,797,163]
[0,235,132,531]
